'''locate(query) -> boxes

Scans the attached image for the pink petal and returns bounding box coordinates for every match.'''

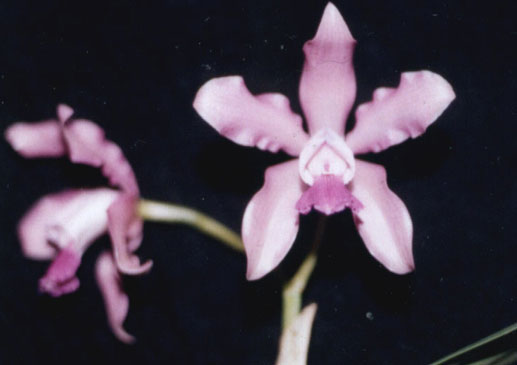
[296,175,362,216]
[107,195,152,275]
[95,250,135,344]
[346,71,456,154]
[17,189,119,260]
[193,76,309,156]
[57,103,74,122]
[349,160,414,274]
[242,160,304,280]
[39,248,81,297]
[5,120,66,158]
[58,104,139,194]
[62,118,139,195]
[5,104,139,194]
[99,141,140,195]
[299,3,356,135]
[62,119,105,166]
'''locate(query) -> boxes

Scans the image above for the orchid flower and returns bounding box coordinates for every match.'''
[193,3,455,280]
[5,104,152,343]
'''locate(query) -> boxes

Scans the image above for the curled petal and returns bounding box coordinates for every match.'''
[62,119,105,166]
[59,104,139,194]
[299,2,356,135]
[18,189,119,260]
[95,250,135,344]
[62,117,139,195]
[5,120,66,158]
[350,160,414,274]
[194,76,309,156]
[5,104,139,194]
[242,160,304,280]
[57,103,74,122]
[99,142,140,195]
[108,195,152,275]
[39,248,81,297]
[346,71,456,154]
[17,191,73,260]
[275,303,318,365]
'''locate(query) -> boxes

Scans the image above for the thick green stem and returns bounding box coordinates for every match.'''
[281,217,327,330]
[430,322,517,365]
[282,252,317,330]
[138,199,244,253]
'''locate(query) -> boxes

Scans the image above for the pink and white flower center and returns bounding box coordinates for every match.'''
[298,128,355,185]
[296,129,362,216]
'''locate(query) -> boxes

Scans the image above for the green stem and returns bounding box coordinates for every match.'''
[430,322,517,365]
[281,217,326,330]
[282,251,317,330]
[467,350,517,365]
[138,199,244,253]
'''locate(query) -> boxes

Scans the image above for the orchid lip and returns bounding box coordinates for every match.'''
[296,174,363,216]
[298,128,355,186]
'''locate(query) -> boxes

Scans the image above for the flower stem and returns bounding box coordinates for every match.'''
[137,199,244,253]
[282,251,317,331]
[281,216,326,330]
[430,322,517,365]
[466,350,517,365]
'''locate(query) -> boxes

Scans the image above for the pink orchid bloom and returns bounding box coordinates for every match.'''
[193,3,455,280]
[5,104,152,343]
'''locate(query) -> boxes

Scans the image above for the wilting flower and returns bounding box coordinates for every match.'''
[5,104,152,343]
[193,3,455,280]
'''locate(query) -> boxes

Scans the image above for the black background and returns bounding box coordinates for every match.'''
[1,0,516,364]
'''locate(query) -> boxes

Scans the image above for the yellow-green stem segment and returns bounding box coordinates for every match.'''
[281,217,326,331]
[282,252,318,330]
[138,199,244,253]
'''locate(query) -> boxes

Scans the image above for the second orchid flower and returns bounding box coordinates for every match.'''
[5,104,151,343]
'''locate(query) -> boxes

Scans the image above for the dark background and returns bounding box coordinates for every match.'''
[1,0,516,364]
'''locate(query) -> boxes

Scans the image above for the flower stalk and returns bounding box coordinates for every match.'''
[282,252,317,330]
[282,217,326,330]
[138,199,244,253]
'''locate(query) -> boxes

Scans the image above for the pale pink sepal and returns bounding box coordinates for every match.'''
[95,251,135,344]
[5,104,139,195]
[299,2,357,135]
[350,160,414,274]
[59,107,139,195]
[346,71,456,154]
[242,160,304,280]
[107,195,152,275]
[4,120,66,158]
[57,104,74,122]
[39,248,81,297]
[296,175,362,216]
[275,303,317,365]
[17,189,119,260]
[193,76,309,156]
[61,119,105,166]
